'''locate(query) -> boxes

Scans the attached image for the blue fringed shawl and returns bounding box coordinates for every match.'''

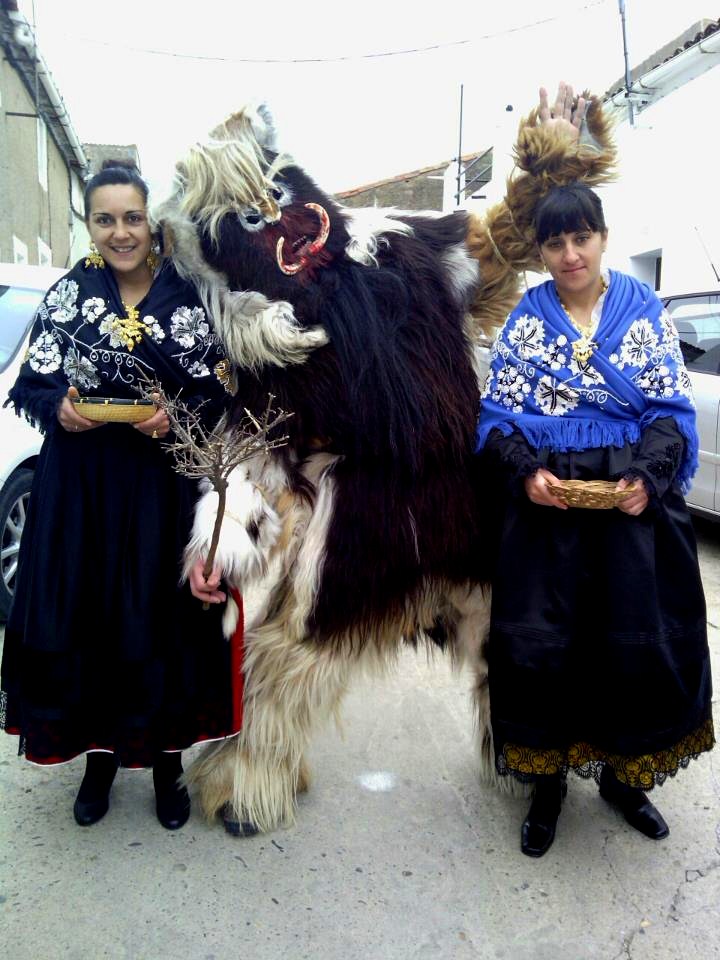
[476,270,699,492]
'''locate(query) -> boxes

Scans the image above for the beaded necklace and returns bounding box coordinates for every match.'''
[559,276,608,364]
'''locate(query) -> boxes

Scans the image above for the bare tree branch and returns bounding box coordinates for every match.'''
[135,372,291,583]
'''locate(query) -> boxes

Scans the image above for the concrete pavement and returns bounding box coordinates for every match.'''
[1,519,718,960]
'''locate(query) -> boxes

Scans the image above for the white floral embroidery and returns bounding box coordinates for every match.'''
[63,348,100,390]
[543,335,570,371]
[569,355,605,387]
[145,316,165,342]
[187,360,211,378]
[508,314,546,360]
[490,364,532,413]
[81,297,106,323]
[45,279,79,324]
[28,331,62,373]
[618,318,658,369]
[170,306,209,348]
[98,314,125,349]
[676,367,694,401]
[658,311,684,363]
[534,375,579,416]
[636,363,675,399]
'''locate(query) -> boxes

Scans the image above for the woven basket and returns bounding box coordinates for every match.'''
[72,398,157,423]
[546,479,636,510]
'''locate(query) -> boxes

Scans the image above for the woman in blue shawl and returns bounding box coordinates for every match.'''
[1,161,239,830]
[477,182,713,857]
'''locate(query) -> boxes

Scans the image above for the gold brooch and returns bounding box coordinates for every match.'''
[104,303,151,352]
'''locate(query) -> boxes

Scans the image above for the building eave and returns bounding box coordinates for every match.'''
[604,17,720,120]
[0,5,88,176]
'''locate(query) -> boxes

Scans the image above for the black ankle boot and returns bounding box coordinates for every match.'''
[153,753,191,831]
[73,752,120,826]
[599,765,669,840]
[521,774,567,858]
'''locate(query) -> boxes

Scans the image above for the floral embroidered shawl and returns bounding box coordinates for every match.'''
[476,270,699,492]
[7,258,230,432]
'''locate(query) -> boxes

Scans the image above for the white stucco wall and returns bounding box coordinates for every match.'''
[594,66,720,296]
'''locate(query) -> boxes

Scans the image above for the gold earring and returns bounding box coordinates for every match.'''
[85,241,105,270]
[146,239,161,273]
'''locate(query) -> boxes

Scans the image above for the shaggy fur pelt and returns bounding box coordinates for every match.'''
[156,95,616,833]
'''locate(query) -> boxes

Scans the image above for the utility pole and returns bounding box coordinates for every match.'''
[456,83,464,207]
[618,0,635,125]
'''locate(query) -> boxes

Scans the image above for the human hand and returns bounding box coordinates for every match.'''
[524,468,569,509]
[188,557,227,604]
[538,82,587,141]
[56,385,103,433]
[134,395,171,439]
[615,477,649,516]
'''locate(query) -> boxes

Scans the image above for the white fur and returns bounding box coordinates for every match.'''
[245,102,279,152]
[342,206,414,267]
[287,455,338,640]
[217,290,328,370]
[442,242,480,310]
[183,467,282,587]
[222,593,241,639]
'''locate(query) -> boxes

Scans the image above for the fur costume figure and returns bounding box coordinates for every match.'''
[153,94,616,836]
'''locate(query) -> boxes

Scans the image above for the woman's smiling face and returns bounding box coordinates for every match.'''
[539,228,607,300]
[87,184,152,279]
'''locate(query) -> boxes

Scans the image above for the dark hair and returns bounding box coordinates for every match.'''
[534,183,607,244]
[84,159,148,220]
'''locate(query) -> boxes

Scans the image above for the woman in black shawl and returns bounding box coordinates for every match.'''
[1,161,239,830]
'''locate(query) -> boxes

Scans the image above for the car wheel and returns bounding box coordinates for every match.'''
[0,467,34,621]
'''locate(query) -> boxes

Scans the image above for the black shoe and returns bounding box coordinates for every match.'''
[153,756,191,831]
[155,782,191,830]
[222,803,259,838]
[73,752,119,827]
[520,775,568,858]
[599,765,669,840]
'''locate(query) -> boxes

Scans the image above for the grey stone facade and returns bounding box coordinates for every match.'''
[336,151,491,212]
[0,3,87,268]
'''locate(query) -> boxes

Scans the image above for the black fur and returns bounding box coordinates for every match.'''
[196,163,488,639]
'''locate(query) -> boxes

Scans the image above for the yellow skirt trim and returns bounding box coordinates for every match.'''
[501,718,715,789]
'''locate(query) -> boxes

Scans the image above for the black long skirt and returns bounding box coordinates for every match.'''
[1,422,239,768]
[487,445,714,789]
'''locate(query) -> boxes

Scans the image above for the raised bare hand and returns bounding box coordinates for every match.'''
[538,82,587,141]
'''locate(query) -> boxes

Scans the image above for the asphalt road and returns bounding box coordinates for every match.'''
[1,518,718,960]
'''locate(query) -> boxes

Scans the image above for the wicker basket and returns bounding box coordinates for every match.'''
[72,398,157,423]
[546,479,636,510]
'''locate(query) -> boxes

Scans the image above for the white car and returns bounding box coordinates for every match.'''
[662,289,720,519]
[0,263,66,618]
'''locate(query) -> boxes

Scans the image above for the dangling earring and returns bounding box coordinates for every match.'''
[146,238,161,273]
[85,241,105,270]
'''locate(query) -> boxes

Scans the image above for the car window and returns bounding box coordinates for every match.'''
[0,285,45,373]
[665,294,720,375]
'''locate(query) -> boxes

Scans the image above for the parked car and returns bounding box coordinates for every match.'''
[662,289,720,519]
[0,263,66,619]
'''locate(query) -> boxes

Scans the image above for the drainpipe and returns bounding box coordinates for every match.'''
[7,8,88,174]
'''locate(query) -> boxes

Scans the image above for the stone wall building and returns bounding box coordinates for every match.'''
[0,1,89,268]
[337,150,492,212]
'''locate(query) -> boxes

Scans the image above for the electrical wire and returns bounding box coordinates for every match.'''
[43,1,608,65]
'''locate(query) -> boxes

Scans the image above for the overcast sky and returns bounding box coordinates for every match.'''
[16,0,718,194]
